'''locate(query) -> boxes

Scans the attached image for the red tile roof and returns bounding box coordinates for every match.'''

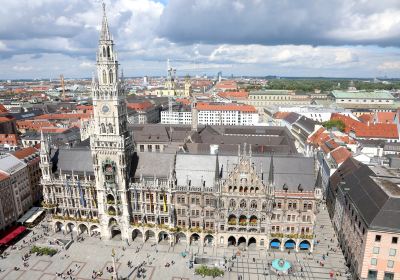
[17,120,55,131]
[215,80,238,90]
[0,104,8,113]
[330,146,352,165]
[176,98,191,105]
[377,112,396,124]
[0,134,19,145]
[13,147,38,160]
[273,112,292,119]
[331,113,399,139]
[0,171,9,181]
[35,113,91,120]
[358,114,373,123]
[196,102,257,113]
[127,101,153,111]
[0,116,14,123]
[218,91,248,100]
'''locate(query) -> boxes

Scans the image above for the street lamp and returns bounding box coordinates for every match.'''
[111,248,119,280]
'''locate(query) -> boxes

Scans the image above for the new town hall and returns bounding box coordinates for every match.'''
[40,5,321,252]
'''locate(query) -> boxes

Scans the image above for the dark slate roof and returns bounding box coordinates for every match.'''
[358,139,386,148]
[174,153,316,191]
[329,157,361,193]
[283,112,301,125]
[340,163,400,232]
[293,116,317,133]
[132,152,175,178]
[51,147,93,174]
[10,109,44,120]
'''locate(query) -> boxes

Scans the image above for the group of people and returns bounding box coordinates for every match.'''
[56,263,80,280]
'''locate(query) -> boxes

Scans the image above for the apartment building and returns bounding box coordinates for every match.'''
[328,160,400,280]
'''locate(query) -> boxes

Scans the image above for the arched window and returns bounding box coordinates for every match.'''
[108,123,113,134]
[100,123,106,134]
[250,200,257,209]
[239,199,247,209]
[103,46,106,57]
[262,201,267,210]
[109,69,113,84]
[102,70,107,84]
[229,199,236,209]
[107,46,111,58]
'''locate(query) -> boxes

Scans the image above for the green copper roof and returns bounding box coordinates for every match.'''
[331,90,394,100]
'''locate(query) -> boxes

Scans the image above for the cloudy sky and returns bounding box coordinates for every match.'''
[1,0,400,79]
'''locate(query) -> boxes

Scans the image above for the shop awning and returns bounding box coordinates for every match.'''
[284,241,295,249]
[0,226,26,245]
[299,242,310,249]
[25,209,44,224]
[270,241,280,248]
[17,207,40,224]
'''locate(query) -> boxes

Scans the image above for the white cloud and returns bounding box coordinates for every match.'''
[12,65,33,72]
[378,61,400,70]
[79,61,94,69]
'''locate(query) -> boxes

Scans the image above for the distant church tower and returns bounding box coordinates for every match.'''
[90,3,133,240]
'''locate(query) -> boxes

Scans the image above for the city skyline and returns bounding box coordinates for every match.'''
[1,0,400,79]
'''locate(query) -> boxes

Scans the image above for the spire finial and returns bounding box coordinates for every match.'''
[100,1,111,41]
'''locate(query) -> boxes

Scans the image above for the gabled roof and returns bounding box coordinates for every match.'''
[331,113,399,139]
[331,90,394,100]
[330,146,352,165]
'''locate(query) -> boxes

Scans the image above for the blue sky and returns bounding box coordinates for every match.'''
[1,0,400,79]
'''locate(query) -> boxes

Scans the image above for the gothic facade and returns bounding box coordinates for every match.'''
[40,5,319,252]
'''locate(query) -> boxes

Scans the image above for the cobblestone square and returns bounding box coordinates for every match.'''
[0,203,350,280]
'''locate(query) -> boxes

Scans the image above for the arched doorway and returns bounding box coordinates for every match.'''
[176,232,187,244]
[78,224,88,235]
[55,221,63,232]
[190,233,200,245]
[299,240,311,251]
[110,226,121,240]
[145,230,156,242]
[269,239,281,249]
[248,237,256,248]
[158,231,169,243]
[90,225,100,237]
[228,236,236,246]
[284,239,296,250]
[132,229,142,241]
[66,223,75,233]
[238,237,246,247]
[204,235,214,246]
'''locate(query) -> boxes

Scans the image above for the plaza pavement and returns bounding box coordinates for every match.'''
[0,202,350,280]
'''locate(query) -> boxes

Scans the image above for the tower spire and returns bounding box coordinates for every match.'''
[268,154,274,186]
[100,2,111,41]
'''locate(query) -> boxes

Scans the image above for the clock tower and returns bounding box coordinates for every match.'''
[90,3,133,240]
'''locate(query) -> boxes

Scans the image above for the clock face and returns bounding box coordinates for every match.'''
[102,105,110,113]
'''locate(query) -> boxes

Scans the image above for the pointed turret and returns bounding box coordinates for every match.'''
[268,154,274,186]
[100,2,111,41]
[215,153,220,182]
[315,168,322,188]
